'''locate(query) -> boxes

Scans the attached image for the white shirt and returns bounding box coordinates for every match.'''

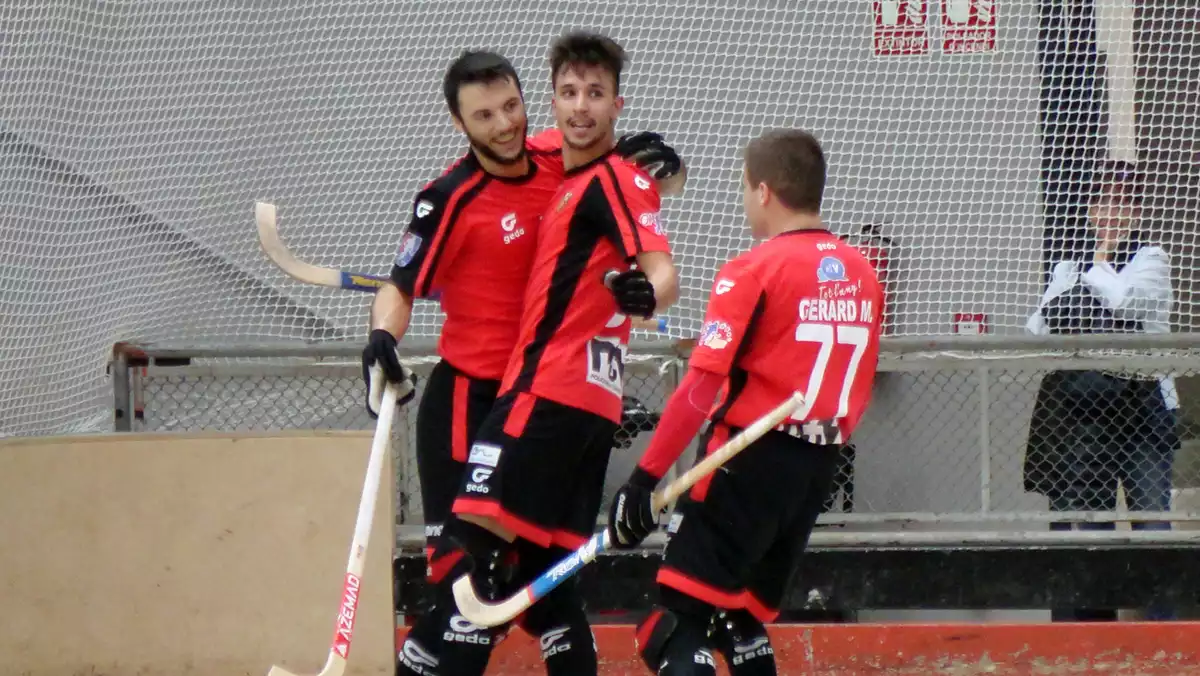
[1026,246,1177,409]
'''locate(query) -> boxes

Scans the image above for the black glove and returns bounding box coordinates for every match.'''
[361,329,417,417]
[613,396,661,451]
[609,269,656,319]
[616,131,683,181]
[607,467,662,549]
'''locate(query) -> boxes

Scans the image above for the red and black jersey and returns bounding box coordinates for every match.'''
[500,150,671,423]
[390,141,564,381]
[689,230,884,443]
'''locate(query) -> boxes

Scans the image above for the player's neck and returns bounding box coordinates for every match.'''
[474,151,531,179]
[562,137,614,172]
[765,213,826,238]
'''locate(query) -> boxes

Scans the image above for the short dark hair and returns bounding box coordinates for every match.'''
[547,31,628,93]
[744,129,827,213]
[442,50,522,119]
[1091,158,1143,206]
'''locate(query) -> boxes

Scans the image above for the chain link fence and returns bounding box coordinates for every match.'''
[112,335,1200,545]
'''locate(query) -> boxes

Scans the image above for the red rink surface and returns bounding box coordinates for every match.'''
[398,622,1200,674]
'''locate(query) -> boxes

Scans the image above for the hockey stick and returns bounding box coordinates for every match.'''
[254,201,668,332]
[451,390,807,628]
[267,384,400,676]
[256,201,389,292]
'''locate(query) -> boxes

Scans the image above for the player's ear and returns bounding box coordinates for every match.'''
[757,182,771,209]
[450,113,465,134]
[614,95,625,114]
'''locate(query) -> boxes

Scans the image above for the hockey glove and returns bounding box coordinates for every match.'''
[608,467,662,549]
[616,131,682,181]
[613,395,662,451]
[361,328,417,417]
[609,269,657,319]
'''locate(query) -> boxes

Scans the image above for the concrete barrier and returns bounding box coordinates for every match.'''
[0,431,395,676]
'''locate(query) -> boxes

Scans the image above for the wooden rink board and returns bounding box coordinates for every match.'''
[397,622,1200,675]
[0,431,396,676]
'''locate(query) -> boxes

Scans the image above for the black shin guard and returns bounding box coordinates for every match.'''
[710,609,776,676]
[432,518,516,676]
[516,543,599,676]
[637,588,719,675]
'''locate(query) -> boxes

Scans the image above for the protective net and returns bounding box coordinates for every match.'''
[1,0,1197,436]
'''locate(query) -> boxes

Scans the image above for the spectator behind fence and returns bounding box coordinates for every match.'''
[1022,159,1179,622]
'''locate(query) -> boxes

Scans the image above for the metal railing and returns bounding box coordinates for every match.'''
[110,333,1200,547]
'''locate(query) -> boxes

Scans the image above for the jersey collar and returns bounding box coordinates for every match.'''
[563,146,618,177]
[463,148,542,184]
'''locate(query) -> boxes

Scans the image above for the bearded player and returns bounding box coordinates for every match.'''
[608,129,884,676]
[359,50,685,676]
[442,32,681,676]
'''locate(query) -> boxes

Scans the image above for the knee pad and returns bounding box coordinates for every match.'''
[636,607,717,675]
[710,609,775,675]
[441,518,516,602]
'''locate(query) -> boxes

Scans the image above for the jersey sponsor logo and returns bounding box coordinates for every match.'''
[466,467,493,493]
[415,200,434,219]
[501,212,526,244]
[817,241,838,251]
[638,211,664,235]
[731,636,774,665]
[634,174,651,190]
[395,231,423,267]
[817,256,848,283]
[445,614,491,645]
[586,336,625,397]
[714,278,735,295]
[399,637,439,674]
[698,320,734,350]
[540,626,572,659]
[467,442,502,468]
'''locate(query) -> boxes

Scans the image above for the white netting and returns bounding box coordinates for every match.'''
[1,0,1196,436]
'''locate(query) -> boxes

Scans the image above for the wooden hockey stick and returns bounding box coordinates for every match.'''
[266,384,400,676]
[255,201,389,292]
[254,201,668,332]
[451,391,807,628]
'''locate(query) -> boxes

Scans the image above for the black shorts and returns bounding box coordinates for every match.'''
[414,359,499,579]
[451,390,618,550]
[657,423,840,623]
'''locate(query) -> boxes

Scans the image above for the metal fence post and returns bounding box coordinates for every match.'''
[111,351,131,432]
[979,365,991,513]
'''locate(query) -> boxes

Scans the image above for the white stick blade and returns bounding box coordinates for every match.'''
[266,666,301,676]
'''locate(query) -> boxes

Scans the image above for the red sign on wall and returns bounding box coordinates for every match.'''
[873,0,929,57]
[942,0,997,54]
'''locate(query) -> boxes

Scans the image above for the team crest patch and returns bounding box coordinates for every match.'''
[698,320,733,350]
[638,211,664,236]
[816,256,847,283]
[555,192,573,212]
[395,231,423,267]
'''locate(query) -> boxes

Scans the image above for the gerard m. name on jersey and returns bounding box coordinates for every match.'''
[798,297,877,324]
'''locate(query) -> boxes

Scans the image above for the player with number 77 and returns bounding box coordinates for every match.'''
[605,129,885,676]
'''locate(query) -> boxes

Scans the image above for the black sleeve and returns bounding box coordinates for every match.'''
[389,185,454,298]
